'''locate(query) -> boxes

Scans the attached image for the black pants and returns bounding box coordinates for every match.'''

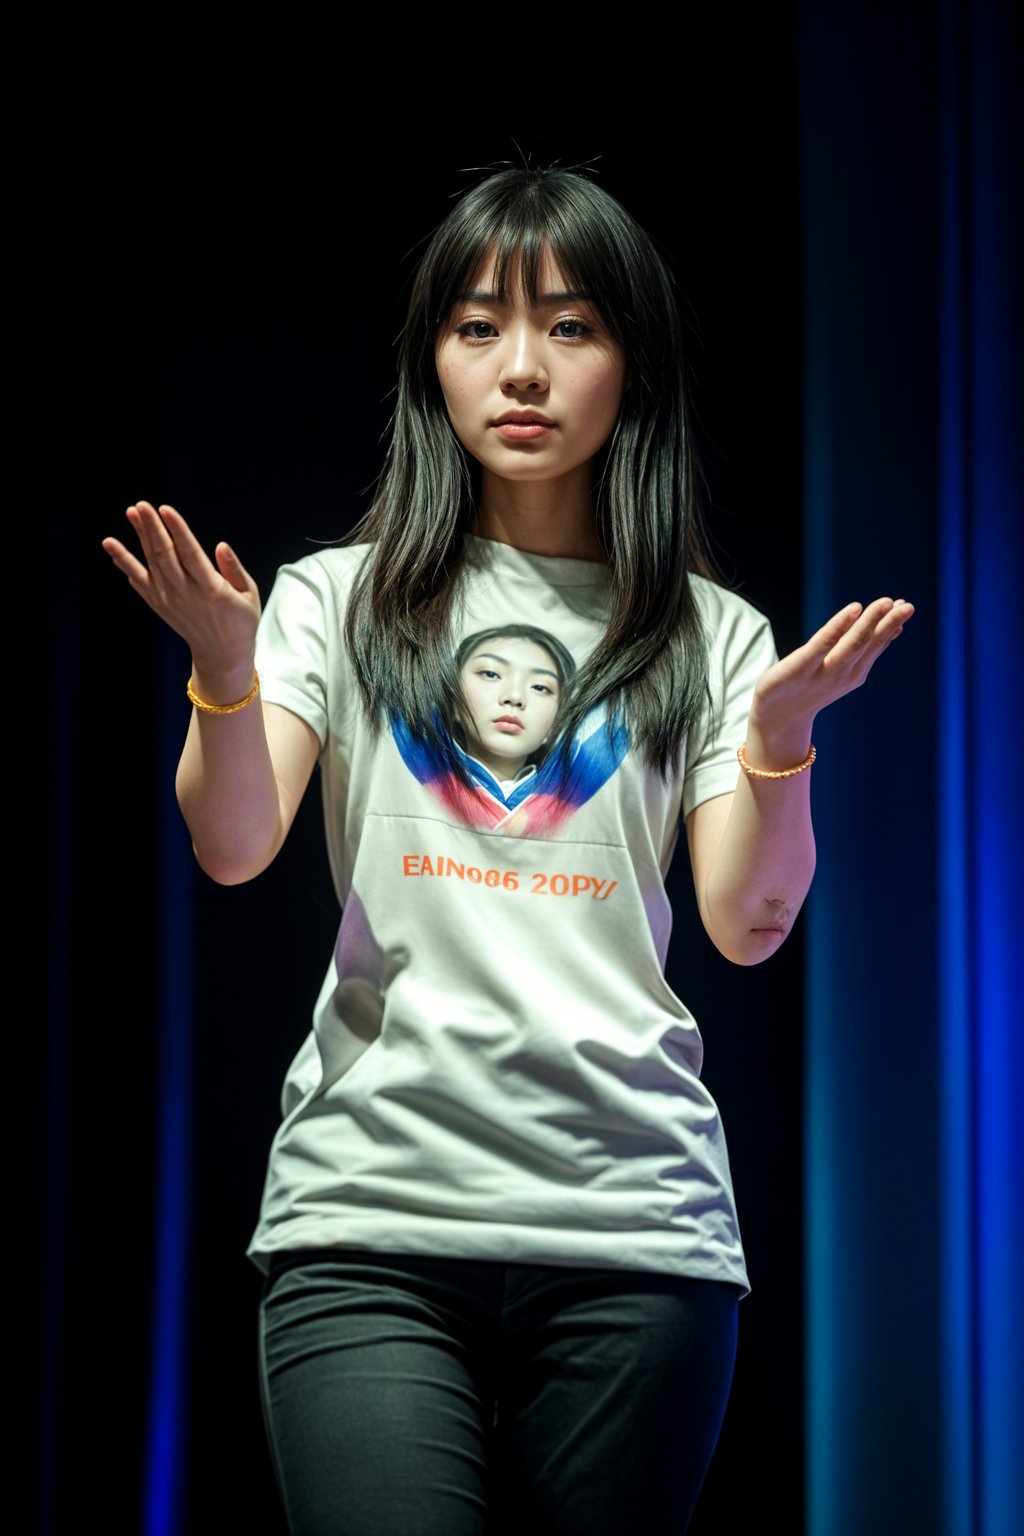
[258,1249,740,1536]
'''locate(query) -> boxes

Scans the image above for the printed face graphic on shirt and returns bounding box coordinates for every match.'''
[390,624,630,838]
[457,636,562,778]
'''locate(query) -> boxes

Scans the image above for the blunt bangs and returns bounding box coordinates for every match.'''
[408,169,679,389]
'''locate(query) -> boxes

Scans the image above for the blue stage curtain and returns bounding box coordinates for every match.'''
[799,4,1022,1533]
[141,630,196,1536]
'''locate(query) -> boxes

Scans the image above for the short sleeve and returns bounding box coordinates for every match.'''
[681,581,779,819]
[254,558,332,749]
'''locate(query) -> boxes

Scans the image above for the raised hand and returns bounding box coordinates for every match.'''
[102,501,261,682]
[745,597,915,768]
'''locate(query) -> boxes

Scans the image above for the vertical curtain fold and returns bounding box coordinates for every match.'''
[801,3,1022,1532]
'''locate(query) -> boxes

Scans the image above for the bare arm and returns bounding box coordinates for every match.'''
[174,698,320,884]
[102,501,320,884]
[686,596,914,965]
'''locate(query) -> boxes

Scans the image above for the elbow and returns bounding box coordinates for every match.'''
[202,863,264,888]
[176,784,283,886]
[201,864,241,885]
[709,926,790,966]
[191,845,269,886]
[702,900,801,966]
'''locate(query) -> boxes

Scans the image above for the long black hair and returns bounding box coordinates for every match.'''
[343,163,717,777]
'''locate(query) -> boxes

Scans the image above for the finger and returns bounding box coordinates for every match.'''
[101,535,154,588]
[102,534,183,620]
[156,505,225,593]
[881,598,915,627]
[126,501,189,593]
[825,597,900,661]
[855,598,915,651]
[109,510,188,603]
[803,602,864,658]
[868,600,915,654]
[213,541,257,596]
[829,599,915,681]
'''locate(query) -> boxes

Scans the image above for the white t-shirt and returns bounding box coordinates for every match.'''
[247,534,778,1292]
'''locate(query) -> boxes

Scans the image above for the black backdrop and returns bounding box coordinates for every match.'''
[45,22,808,1532]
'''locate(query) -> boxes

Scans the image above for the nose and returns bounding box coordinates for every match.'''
[500,679,525,708]
[499,324,548,394]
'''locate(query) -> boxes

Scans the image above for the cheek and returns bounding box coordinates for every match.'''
[460,677,487,718]
[537,696,560,734]
[435,350,464,412]
[436,343,483,397]
[571,362,625,430]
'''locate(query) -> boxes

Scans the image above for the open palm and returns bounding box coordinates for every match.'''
[752,596,915,735]
[102,501,261,674]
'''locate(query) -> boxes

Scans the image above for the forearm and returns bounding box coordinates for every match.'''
[692,595,914,964]
[174,661,286,885]
[700,717,816,965]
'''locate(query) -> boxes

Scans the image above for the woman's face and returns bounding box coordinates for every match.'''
[435,244,626,488]
[458,636,562,778]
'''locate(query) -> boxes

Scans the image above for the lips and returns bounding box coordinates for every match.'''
[492,414,555,442]
[494,715,524,733]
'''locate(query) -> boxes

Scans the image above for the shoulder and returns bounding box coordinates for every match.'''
[272,541,373,589]
[690,575,775,662]
[264,542,374,615]
[258,543,375,669]
[688,576,778,705]
[256,546,374,724]
[689,574,772,639]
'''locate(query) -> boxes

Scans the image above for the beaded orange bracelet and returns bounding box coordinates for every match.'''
[186,671,261,715]
[737,742,816,779]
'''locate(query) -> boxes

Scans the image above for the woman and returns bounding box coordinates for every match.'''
[102,164,913,1534]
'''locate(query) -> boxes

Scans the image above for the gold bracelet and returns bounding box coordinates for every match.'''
[186,671,260,715]
[737,741,816,779]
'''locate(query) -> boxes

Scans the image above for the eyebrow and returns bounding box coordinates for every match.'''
[454,289,594,308]
[473,651,559,680]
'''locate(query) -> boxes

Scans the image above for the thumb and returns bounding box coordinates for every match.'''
[214,541,256,595]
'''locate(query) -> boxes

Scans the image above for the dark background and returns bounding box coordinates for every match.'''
[46,20,811,1533]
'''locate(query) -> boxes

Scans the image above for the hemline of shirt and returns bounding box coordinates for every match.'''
[246,1217,751,1297]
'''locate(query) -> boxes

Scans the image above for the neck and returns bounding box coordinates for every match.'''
[472,465,608,563]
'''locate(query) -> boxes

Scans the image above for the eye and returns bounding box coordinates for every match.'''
[476,668,500,680]
[455,320,497,341]
[552,317,591,339]
[531,682,555,696]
